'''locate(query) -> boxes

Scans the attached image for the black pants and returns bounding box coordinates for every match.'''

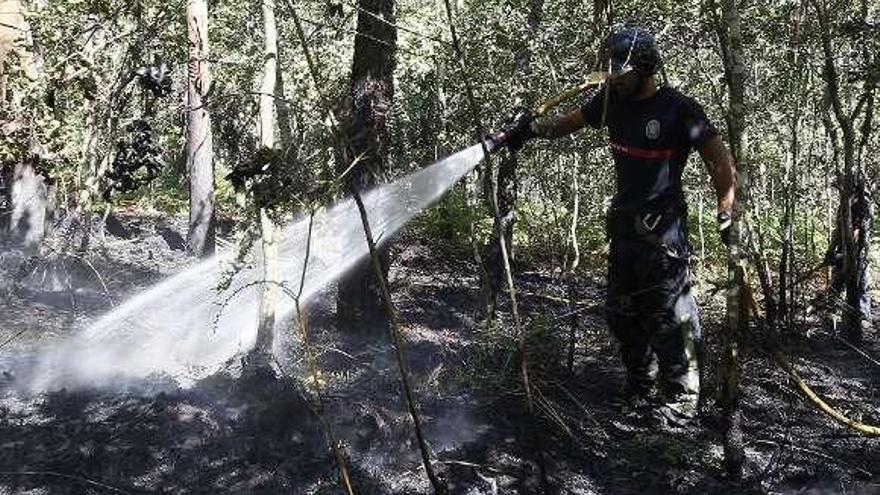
[606,214,701,401]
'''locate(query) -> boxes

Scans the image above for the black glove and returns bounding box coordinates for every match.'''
[503,107,537,152]
[717,210,732,247]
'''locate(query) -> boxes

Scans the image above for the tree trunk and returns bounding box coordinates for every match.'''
[251,0,281,368]
[593,0,612,29]
[186,0,215,258]
[1,0,51,251]
[485,0,542,314]
[336,0,397,331]
[274,27,293,150]
[815,0,873,342]
[715,0,748,479]
[779,37,806,328]
[0,0,26,105]
[486,153,517,313]
[7,162,49,249]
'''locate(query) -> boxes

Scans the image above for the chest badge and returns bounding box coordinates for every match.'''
[646,119,661,140]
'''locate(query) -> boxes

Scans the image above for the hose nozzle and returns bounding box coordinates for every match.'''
[489,71,607,153]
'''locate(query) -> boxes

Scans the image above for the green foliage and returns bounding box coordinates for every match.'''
[0,0,876,300]
[411,183,489,249]
[454,312,569,394]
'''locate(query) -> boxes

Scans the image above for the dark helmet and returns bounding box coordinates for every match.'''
[598,24,662,75]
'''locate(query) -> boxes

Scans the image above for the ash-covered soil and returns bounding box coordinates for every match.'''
[1,214,879,494]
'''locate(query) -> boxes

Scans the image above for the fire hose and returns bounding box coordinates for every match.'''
[488,71,607,151]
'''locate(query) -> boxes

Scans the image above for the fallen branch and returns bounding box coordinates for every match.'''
[774,351,880,436]
[832,334,880,368]
[434,459,501,474]
[743,278,880,436]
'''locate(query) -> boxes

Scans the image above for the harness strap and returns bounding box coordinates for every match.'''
[609,196,689,257]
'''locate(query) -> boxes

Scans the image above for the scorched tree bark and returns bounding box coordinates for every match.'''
[336,0,397,330]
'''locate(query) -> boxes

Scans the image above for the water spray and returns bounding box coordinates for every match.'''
[0,68,610,394]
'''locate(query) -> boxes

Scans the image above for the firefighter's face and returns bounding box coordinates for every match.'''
[608,69,643,100]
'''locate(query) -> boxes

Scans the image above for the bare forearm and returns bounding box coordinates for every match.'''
[698,136,736,213]
[531,109,586,139]
[713,161,735,213]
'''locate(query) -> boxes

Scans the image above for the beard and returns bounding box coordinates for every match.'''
[611,74,644,100]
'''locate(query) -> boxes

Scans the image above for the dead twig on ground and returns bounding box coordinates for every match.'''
[434,459,502,474]
[751,439,872,478]
[832,334,880,368]
[0,326,31,351]
[0,471,130,494]
[743,278,880,436]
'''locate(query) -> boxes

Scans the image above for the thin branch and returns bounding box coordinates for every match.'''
[833,333,880,368]
[812,0,853,135]
[350,187,446,494]
[751,440,872,477]
[292,211,357,495]
[0,21,28,32]
[0,471,130,494]
[775,351,880,435]
[441,1,549,491]
[282,3,439,490]
[0,326,30,351]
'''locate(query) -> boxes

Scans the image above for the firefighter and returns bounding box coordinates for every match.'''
[500,24,736,426]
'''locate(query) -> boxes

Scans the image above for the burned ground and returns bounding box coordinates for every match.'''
[0,217,878,494]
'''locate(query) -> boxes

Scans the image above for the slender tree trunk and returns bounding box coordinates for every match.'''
[778,147,793,325]
[778,30,805,324]
[593,0,612,28]
[251,0,281,367]
[1,0,51,251]
[486,0,542,314]
[0,0,25,104]
[715,0,748,479]
[186,0,215,258]
[566,155,580,373]
[275,35,294,150]
[779,44,805,328]
[336,0,397,331]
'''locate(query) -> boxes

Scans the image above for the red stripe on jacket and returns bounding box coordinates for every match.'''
[610,142,680,161]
